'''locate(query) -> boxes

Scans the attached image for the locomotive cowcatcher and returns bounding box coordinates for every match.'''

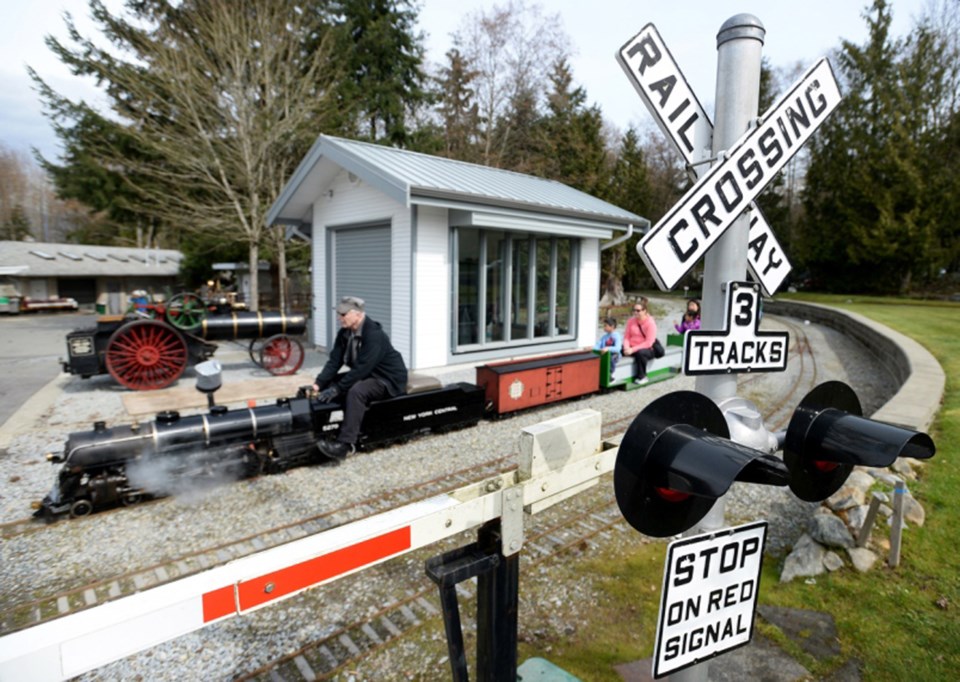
[61,293,307,390]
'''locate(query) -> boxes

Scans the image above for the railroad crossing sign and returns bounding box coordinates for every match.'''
[616,24,791,297]
[683,280,788,375]
[617,26,840,292]
[653,521,767,678]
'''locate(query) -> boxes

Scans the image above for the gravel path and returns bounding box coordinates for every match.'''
[0,299,899,680]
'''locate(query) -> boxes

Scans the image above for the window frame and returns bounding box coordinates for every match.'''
[451,226,579,355]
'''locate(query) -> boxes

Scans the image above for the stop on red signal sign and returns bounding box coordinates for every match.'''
[653,521,767,678]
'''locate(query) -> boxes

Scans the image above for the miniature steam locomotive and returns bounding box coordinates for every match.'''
[36,363,485,519]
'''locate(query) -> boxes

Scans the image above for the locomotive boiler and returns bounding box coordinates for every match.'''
[36,361,486,519]
[62,293,308,390]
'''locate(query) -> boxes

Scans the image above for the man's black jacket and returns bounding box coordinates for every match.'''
[315,316,407,396]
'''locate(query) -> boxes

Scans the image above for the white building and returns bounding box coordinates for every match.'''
[267,135,646,371]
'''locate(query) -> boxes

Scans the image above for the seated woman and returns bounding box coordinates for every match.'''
[622,301,658,384]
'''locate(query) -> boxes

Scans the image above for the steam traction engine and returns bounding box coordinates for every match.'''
[62,293,307,390]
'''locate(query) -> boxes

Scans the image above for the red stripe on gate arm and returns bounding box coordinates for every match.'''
[237,527,412,611]
[202,585,237,622]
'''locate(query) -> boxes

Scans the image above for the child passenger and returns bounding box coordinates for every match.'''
[675,298,701,334]
[593,317,622,379]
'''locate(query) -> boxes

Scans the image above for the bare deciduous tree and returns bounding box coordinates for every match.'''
[32,0,343,309]
[454,0,569,167]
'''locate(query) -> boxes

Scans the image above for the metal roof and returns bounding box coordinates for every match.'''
[0,241,182,278]
[267,135,647,230]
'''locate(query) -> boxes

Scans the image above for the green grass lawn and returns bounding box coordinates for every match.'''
[520,294,960,680]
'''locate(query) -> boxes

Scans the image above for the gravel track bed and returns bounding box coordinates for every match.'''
[0,300,898,680]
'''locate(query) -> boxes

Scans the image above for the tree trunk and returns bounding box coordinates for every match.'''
[599,244,628,307]
[248,241,259,312]
[276,225,287,312]
[900,268,912,296]
[598,274,626,307]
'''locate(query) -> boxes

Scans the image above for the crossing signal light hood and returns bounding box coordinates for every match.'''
[614,391,789,538]
[784,381,935,502]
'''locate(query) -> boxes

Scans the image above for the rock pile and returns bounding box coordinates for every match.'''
[779,457,927,582]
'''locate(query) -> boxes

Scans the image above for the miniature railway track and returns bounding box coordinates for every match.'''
[0,516,44,540]
[236,496,629,681]
[0,311,823,676]
[233,317,822,680]
[746,316,819,431]
[0,421,629,638]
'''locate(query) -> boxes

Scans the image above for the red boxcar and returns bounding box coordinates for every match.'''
[476,351,601,415]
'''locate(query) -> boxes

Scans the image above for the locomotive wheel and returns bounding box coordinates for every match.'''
[70,499,93,518]
[165,292,207,331]
[121,491,144,506]
[248,337,266,367]
[105,320,189,391]
[260,334,305,376]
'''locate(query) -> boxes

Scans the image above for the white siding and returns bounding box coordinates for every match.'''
[391,200,412,364]
[310,170,412,364]
[412,205,451,369]
[305,166,607,371]
[576,238,601,348]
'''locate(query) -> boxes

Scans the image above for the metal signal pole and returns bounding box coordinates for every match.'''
[697,14,765,403]
[689,14,765,534]
[675,15,765,682]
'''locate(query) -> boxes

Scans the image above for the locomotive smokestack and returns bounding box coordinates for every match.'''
[195,360,223,409]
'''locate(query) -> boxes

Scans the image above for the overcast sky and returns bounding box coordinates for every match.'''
[0,0,929,163]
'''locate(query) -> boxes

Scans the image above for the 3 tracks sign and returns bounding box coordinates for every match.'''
[683,281,788,375]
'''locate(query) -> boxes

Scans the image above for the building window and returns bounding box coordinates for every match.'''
[453,227,577,353]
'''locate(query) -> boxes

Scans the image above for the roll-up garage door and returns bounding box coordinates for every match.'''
[335,225,391,337]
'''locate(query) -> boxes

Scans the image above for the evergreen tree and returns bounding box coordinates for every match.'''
[540,58,605,194]
[927,110,960,278]
[436,47,481,161]
[601,127,652,302]
[2,204,32,241]
[36,105,152,246]
[496,85,544,175]
[799,0,947,293]
[333,0,431,146]
[753,59,793,256]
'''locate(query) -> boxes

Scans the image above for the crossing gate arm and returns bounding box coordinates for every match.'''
[0,410,610,681]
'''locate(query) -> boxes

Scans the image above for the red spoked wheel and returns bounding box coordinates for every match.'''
[259,334,304,376]
[105,320,189,390]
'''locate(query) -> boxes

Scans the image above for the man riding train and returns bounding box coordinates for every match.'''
[312,296,408,461]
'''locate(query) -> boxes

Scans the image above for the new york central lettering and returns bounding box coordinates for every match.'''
[663,77,831,264]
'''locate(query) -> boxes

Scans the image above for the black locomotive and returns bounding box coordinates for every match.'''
[36,363,485,519]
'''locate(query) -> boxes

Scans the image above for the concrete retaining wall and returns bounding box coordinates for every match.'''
[766,300,944,433]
